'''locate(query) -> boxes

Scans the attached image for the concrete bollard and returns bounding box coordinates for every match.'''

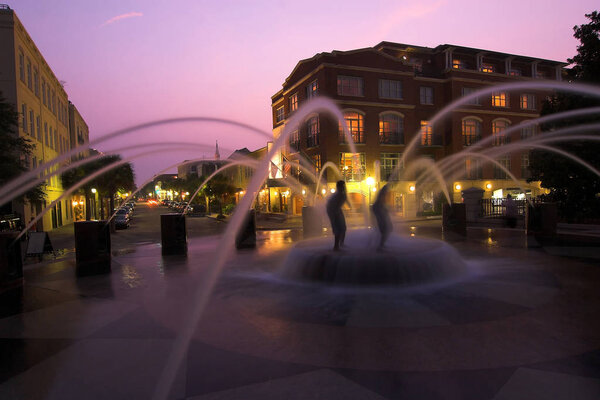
[161,214,187,255]
[302,206,322,238]
[236,210,256,249]
[526,203,557,239]
[461,187,484,222]
[0,232,24,292]
[75,221,111,276]
[442,203,467,237]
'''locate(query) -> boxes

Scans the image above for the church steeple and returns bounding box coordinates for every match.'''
[214,140,220,160]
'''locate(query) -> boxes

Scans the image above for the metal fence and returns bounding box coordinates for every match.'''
[479,198,533,218]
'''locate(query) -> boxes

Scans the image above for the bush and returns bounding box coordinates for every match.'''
[223,203,235,215]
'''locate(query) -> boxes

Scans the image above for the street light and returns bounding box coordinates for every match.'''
[366,176,375,205]
[91,188,97,193]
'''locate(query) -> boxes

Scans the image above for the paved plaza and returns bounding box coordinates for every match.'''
[1,204,600,399]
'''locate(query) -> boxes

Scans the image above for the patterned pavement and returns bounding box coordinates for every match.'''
[0,227,599,399]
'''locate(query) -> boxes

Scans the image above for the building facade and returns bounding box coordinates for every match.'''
[270,41,565,216]
[0,5,88,229]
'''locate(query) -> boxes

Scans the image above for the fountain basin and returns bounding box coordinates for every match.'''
[280,229,469,286]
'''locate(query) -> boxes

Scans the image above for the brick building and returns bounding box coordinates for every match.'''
[270,41,565,216]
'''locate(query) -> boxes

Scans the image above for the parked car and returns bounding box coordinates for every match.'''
[114,214,129,229]
[115,208,131,221]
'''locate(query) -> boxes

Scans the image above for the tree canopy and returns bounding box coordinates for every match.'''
[528,11,600,221]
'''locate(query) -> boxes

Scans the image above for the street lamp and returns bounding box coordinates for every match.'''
[366,176,375,205]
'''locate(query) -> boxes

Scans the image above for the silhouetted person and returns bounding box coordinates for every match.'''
[504,194,517,228]
[372,184,393,249]
[326,180,349,251]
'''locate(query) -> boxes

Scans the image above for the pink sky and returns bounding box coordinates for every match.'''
[10,0,599,185]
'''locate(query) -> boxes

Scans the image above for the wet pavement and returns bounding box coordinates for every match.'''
[1,212,600,399]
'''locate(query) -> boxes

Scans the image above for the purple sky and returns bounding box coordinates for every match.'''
[10,0,598,185]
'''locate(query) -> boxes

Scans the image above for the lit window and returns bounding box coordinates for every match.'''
[337,76,364,96]
[379,79,402,99]
[381,153,402,181]
[289,93,298,112]
[491,92,508,107]
[462,118,481,146]
[492,120,510,146]
[275,106,284,123]
[509,69,521,76]
[461,87,481,105]
[339,112,365,144]
[306,116,319,147]
[306,80,318,99]
[465,157,482,179]
[452,59,465,69]
[520,94,535,110]
[420,120,433,146]
[339,152,366,182]
[420,87,433,104]
[481,63,495,73]
[379,113,403,144]
[312,154,321,172]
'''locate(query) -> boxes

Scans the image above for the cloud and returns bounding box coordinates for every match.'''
[101,12,143,27]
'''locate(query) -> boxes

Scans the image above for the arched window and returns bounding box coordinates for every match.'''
[379,113,404,144]
[339,111,365,144]
[492,119,510,146]
[462,118,481,146]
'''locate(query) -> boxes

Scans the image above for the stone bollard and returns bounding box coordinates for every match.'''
[161,214,187,255]
[442,203,467,237]
[302,206,322,238]
[526,203,557,239]
[461,187,484,222]
[236,210,256,249]
[75,221,111,276]
[0,232,24,292]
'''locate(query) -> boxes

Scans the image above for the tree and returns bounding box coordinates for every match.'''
[203,174,236,214]
[0,91,45,214]
[528,11,600,221]
[61,155,135,220]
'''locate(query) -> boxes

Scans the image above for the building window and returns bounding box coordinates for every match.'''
[36,116,41,141]
[33,67,39,97]
[509,68,522,76]
[491,92,508,107]
[462,118,481,146]
[29,111,34,137]
[452,59,465,69]
[289,93,298,112]
[520,94,535,110]
[21,104,27,133]
[481,63,495,73]
[420,120,433,146]
[379,113,403,144]
[44,123,48,145]
[312,154,321,173]
[42,80,46,105]
[306,116,319,147]
[520,124,536,140]
[420,86,433,104]
[465,157,482,179]
[339,112,365,144]
[54,131,59,152]
[379,79,402,99]
[52,91,56,113]
[19,51,25,82]
[306,79,318,99]
[381,153,402,181]
[337,76,364,96]
[494,156,511,179]
[492,120,510,146]
[521,152,531,179]
[289,130,299,152]
[47,86,51,108]
[461,87,481,105]
[275,106,284,123]
[339,152,366,182]
[26,59,32,89]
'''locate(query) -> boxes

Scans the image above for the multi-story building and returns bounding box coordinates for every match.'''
[271,41,566,216]
[0,5,88,229]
